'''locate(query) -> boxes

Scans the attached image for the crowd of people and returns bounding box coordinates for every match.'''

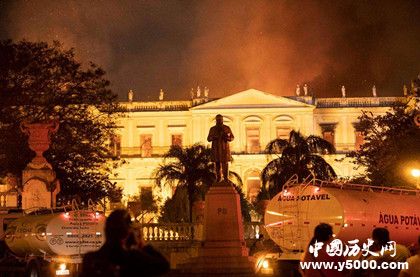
[300,223,420,277]
[80,209,419,277]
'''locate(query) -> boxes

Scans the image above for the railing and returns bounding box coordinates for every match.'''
[119,146,171,157]
[135,222,263,242]
[315,97,404,108]
[116,147,269,157]
[136,223,202,241]
[118,101,192,112]
[284,177,420,196]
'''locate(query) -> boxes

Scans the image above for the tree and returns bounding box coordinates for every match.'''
[0,40,122,204]
[159,187,190,223]
[154,144,215,222]
[127,191,159,223]
[260,130,336,199]
[155,144,252,222]
[349,96,420,188]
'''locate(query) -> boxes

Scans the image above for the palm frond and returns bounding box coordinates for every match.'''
[265,138,289,154]
[306,135,336,154]
[229,170,244,187]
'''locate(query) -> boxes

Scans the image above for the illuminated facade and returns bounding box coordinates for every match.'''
[110,89,404,202]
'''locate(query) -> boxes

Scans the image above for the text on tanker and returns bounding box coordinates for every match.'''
[378,213,420,226]
[278,193,331,202]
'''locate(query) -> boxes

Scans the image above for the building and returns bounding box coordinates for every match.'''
[110,88,404,203]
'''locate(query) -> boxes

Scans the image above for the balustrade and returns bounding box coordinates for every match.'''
[134,222,263,242]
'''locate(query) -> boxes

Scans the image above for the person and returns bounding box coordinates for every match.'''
[398,235,420,277]
[207,114,234,181]
[81,209,170,277]
[301,223,347,277]
[363,228,410,277]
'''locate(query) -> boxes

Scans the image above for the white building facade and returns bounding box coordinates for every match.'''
[110,89,403,202]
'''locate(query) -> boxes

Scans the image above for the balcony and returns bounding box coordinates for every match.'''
[108,146,172,158]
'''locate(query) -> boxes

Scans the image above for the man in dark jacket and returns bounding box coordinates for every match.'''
[81,209,169,277]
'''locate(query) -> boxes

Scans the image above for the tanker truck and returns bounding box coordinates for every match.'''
[258,176,420,275]
[0,207,105,277]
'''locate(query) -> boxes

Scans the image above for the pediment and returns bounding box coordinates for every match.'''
[192,89,313,110]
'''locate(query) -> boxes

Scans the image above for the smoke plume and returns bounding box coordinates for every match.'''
[0,0,419,100]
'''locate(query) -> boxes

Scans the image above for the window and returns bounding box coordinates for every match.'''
[274,115,293,140]
[140,134,152,157]
[319,123,336,150]
[109,134,121,156]
[140,186,153,204]
[171,134,183,147]
[246,127,260,153]
[353,122,364,150]
[244,169,261,202]
[276,127,291,140]
[355,131,364,150]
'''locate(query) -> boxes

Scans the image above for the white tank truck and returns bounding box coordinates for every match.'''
[0,202,105,277]
[258,176,420,275]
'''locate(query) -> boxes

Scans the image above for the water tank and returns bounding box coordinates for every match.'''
[5,210,105,257]
[264,182,420,251]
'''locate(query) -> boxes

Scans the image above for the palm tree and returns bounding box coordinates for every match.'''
[155,143,253,222]
[260,130,336,199]
[154,144,215,222]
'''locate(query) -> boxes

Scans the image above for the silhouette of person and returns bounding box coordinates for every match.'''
[207,114,234,181]
[364,227,410,277]
[399,235,420,277]
[301,223,347,277]
[81,209,169,277]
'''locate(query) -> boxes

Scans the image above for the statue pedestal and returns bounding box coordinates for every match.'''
[179,181,255,275]
[22,164,59,209]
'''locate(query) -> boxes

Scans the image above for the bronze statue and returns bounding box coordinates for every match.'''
[207,114,234,181]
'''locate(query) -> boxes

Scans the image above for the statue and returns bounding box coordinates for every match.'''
[207,114,234,182]
[341,85,346,98]
[197,86,201,98]
[412,73,420,95]
[128,90,134,102]
[204,87,209,98]
[296,85,301,96]
[304,84,308,96]
[372,85,377,97]
[159,89,164,101]
[403,84,408,96]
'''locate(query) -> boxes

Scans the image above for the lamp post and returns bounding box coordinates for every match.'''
[411,169,420,189]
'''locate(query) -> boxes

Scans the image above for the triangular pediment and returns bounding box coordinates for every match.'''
[192,89,313,110]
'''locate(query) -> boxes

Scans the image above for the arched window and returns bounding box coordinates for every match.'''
[244,116,263,153]
[244,169,262,202]
[274,115,294,139]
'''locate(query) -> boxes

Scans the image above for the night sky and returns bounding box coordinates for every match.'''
[0,0,419,100]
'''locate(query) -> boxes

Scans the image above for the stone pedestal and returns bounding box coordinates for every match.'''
[20,121,60,210]
[179,181,255,275]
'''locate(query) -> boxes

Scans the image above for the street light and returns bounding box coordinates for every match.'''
[411,169,420,189]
